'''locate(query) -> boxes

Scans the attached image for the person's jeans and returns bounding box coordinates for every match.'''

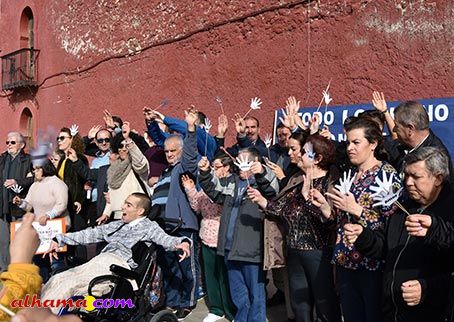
[161,229,200,309]
[336,266,383,322]
[224,254,265,322]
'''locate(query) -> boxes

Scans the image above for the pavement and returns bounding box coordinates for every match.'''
[184,297,287,322]
[184,279,288,322]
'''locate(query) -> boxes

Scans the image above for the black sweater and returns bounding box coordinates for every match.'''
[355,184,454,322]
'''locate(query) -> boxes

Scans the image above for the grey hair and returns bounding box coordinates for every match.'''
[164,134,183,148]
[7,132,25,143]
[404,146,450,182]
[394,101,429,131]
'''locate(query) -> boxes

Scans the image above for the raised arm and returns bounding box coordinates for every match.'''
[181,108,199,175]
[372,91,397,140]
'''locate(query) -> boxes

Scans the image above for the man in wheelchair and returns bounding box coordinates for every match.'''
[41,192,191,313]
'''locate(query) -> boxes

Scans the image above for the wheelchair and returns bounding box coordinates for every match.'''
[58,218,185,322]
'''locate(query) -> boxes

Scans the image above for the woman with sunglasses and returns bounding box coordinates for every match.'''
[249,133,341,322]
[95,121,149,224]
[13,159,69,281]
[311,118,402,322]
[56,127,89,260]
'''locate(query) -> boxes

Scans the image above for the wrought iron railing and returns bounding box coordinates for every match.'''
[1,48,39,90]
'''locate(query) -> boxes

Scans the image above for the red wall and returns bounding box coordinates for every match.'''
[1,0,454,147]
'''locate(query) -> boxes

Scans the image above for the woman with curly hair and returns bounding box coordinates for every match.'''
[56,126,89,260]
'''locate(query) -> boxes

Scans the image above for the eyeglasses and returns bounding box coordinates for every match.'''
[6,141,16,145]
[56,136,70,142]
[96,138,111,144]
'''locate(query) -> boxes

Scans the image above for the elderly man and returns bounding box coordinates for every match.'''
[41,193,190,312]
[0,132,33,272]
[150,108,200,319]
[388,101,453,180]
[344,147,454,322]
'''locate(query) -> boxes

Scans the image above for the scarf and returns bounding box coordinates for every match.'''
[107,157,132,189]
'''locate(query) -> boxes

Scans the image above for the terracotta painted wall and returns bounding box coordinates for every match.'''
[0,0,453,147]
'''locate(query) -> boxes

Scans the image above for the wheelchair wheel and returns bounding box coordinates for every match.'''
[149,310,178,322]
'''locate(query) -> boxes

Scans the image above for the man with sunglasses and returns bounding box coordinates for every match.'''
[0,132,33,273]
[77,129,112,228]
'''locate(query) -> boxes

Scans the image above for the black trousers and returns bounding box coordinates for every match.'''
[287,248,341,322]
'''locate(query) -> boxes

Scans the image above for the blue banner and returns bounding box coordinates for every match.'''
[274,97,453,157]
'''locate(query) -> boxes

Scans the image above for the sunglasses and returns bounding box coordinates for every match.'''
[6,141,16,145]
[118,143,127,149]
[56,136,71,142]
[96,138,111,144]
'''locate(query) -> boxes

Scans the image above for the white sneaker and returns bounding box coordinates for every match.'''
[203,313,225,322]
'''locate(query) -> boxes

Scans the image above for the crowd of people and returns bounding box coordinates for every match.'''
[0,91,453,322]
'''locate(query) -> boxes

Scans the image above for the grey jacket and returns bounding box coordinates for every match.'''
[199,166,279,263]
[56,217,188,268]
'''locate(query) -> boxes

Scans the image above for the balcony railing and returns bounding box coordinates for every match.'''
[1,48,39,91]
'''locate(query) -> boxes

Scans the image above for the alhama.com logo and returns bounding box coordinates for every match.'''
[10,294,134,311]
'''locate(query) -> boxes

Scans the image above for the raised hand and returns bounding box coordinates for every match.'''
[250,157,264,175]
[232,113,246,135]
[66,148,78,162]
[181,174,195,191]
[103,110,115,129]
[11,213,39,264]
[88,125,102,140]
[265,159,285,180]
[122,121,131,139]
[184,106,199,131]
[301,173,311,200]
[217,114,229,138]
[372,91,387,112]
[198,156,210,172]
[143,107,155,122]
[309,113,321,134]
[279,106,296,130]
[320,125,332,139]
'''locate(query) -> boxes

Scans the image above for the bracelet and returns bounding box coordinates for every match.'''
[381,110,389,114]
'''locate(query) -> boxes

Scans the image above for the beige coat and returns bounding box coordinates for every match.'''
[263,172,305,270]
